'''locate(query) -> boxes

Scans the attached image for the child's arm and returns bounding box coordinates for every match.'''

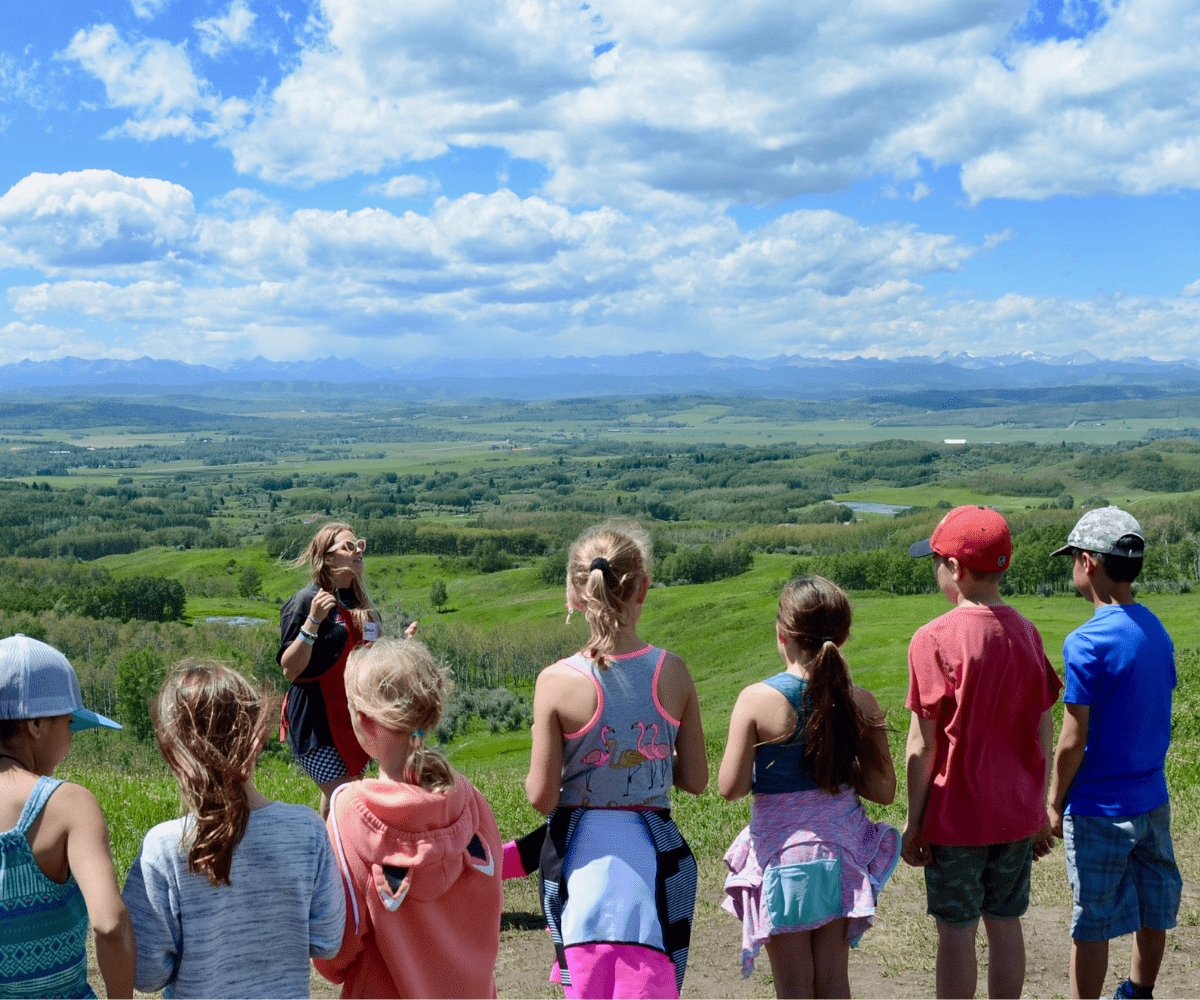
[310,822,348,960]
[718,687,758,801]
[526,665,568,814]
[1031,706,1056,858]
[661,654,708,794]
[851,687,896,805]
[314,802,367,984]
[121,836,179,995]
[901,711,936,867]
[61,784,136,999]
[1047,703,1089,838]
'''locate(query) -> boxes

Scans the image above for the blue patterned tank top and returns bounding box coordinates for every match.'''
[0,776,94,999]
[753,672,821,794]
[558,646,680,810]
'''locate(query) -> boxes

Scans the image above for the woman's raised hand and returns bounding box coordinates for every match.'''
[309,589,337,624]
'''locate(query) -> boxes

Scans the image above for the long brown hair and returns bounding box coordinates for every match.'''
[293,520,379,630]
[565,520,652,670]
[154,661,276,886]
[345,639,455,793]
[777,576,887,796]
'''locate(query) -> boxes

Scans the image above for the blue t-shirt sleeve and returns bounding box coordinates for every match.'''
[309,815,347,960]
[1062,629,1098,706]
[121,832,182,993]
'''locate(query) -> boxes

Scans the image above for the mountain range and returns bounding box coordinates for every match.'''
[2,351,1198,402]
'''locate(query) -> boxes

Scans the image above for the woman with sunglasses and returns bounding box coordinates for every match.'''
[278,521,382,816]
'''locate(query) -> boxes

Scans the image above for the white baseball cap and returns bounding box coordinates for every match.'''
[0,634,122,732]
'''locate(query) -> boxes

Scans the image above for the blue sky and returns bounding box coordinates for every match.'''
[2,0,1199,366]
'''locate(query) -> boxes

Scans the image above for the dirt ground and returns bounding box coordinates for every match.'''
[107,847,1199,999]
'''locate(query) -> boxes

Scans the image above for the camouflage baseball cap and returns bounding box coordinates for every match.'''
[1050,506,1144,558]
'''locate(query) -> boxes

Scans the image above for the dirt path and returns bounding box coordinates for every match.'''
[108,845,1199,999]
[492,852,1200,1000]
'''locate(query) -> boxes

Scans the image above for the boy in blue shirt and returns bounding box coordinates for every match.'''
[1047,507,1182,1000]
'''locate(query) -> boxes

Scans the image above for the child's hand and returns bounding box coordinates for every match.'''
[1031,820,1055,859]
[901,824,930,867]
[1047,803,1064,839]
[403,621,419,639]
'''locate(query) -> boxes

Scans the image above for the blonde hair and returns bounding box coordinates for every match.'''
[293,521,379,631]
[776,576,886,796]
[154,661,275,887]
[566,520,653,671]
[345,639,455,793]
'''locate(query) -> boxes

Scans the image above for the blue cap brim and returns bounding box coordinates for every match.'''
[909,538,935,559]
[71,709,122,732]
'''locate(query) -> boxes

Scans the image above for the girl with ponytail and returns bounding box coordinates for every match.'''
[526,520,708,999]
[718,576,899,998]
[314,639,503,999]
[122,662,344,998]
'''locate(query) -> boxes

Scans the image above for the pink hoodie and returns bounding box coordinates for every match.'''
[315,774,503,999]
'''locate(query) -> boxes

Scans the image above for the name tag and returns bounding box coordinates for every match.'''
[362,621,380,642]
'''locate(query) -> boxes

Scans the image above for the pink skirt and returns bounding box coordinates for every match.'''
[722,787,900,977]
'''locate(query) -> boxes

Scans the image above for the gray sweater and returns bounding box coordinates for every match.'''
[122,800,345,999]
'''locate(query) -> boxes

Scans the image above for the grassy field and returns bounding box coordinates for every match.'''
[60,552,1200,892]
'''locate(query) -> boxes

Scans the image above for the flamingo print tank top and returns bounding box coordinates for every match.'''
[557,645,680,810]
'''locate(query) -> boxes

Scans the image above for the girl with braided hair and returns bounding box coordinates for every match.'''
[122,662,344,998]
[526,520,708,999]
[718,576,899,998]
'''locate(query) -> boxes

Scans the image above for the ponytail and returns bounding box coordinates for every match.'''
[154,661,275,887]
[777,576,887,796]
[565,521,652,670]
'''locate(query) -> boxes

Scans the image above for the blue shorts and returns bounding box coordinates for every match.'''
[1064,802,1182,941]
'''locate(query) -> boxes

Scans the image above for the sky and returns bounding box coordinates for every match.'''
[2,0,1200,367]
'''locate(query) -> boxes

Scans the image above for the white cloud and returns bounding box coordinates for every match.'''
[0,320,128,361]
[130,0,170,19]
[178,0,1200,208]
[370,175,439,199]
[195,1,258,58]
[0,170,195,272]
[60,24,248,140]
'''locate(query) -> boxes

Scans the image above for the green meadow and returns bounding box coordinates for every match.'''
[61,549,1200,887]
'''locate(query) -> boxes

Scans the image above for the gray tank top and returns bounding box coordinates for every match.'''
[558,646,680,810]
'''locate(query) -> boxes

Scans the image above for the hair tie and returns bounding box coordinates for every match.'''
[589,557,612,574]
[821,637,834,645]
[411,729,424,740]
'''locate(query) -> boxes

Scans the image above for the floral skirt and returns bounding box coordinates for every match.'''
[722,787,900,977]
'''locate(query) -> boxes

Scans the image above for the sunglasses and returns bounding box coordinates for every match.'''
[327,537,367,556]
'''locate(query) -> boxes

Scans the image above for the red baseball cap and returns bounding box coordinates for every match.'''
[908,505,1012,573]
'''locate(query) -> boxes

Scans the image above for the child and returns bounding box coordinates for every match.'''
[314,638,503,999]
[526,520,709,1000]
[122,661,344,998]
[1047,507,1181,1000]
[904,505,1062,1000]
[0,633,134,1000]
[718,576,900,999]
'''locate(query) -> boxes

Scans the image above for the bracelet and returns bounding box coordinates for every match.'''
[297,630,316,645]
[306,614,321,625]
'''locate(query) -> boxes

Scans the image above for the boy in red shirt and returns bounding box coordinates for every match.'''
[903,506,1062,999]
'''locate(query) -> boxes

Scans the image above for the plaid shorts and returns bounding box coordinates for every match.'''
[924,838,1033,927]
[1064,802,1182,941]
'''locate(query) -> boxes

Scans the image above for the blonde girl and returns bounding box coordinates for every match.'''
[278,521,382,816]
[526,520,708,1000]
[121,661,344,998]
[718,576,899,999]
[315,639,503,999]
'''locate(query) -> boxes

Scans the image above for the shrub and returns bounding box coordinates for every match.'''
[116,648,166,742]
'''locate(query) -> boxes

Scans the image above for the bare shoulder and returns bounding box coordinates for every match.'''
[658,650,695,685]
[44,780,105,830]
[536,658,589,693]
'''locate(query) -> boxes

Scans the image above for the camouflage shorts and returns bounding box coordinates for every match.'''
[924,838,1033,927]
